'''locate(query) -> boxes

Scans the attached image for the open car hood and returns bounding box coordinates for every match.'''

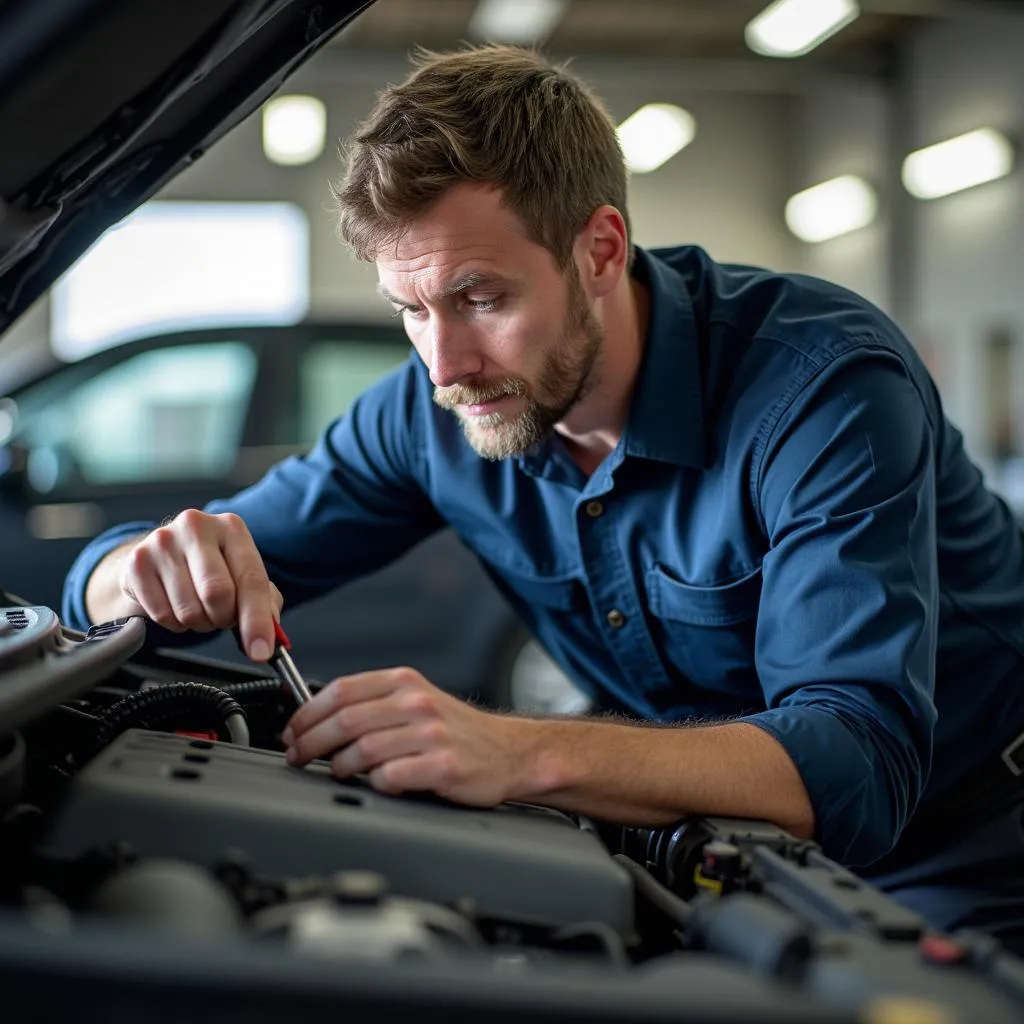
[0,0,374,339]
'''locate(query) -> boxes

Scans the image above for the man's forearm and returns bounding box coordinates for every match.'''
[84,536,147,625]
[511,717,816,839]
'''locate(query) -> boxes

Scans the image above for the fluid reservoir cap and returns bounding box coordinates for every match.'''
[330,870,388,907]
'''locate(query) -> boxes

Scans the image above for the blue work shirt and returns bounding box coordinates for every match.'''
[63,245,1024,868]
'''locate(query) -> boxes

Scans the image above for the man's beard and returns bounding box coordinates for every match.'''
[432,272,604,460]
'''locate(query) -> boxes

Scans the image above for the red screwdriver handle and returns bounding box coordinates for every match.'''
[273,620,292,651]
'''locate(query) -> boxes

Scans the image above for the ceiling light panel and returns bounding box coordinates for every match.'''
[617,104,697,174]
[902,128,1015,200]
[746,0,860,59]
[785,175,877,243]
[262,95,327,167]
[468,0,569,45]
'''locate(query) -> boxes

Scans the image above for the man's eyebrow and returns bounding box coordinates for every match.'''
[376,283,405,306]
[376,272,507,307]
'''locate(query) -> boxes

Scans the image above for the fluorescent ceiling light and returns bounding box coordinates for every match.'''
[617,104,696,174]
[262,94,327,166]
[746,0,860,58]
[902,128,1014,200]
[468,0,568,44]
[785,175,877,243]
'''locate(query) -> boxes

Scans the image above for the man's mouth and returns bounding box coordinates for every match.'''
[463,394,515,416]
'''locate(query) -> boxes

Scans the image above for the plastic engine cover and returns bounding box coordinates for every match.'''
[41,730,634,934]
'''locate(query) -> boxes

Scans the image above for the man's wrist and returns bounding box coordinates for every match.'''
[504,716,579,803]
[83,536,145,625]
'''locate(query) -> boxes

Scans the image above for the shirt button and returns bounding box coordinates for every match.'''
[606,609,626,629]
[585,500,604,518]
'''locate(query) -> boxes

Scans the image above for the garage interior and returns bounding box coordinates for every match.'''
[4,1,1024,1019]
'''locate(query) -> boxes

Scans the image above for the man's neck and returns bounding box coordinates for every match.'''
[556,275,651,476]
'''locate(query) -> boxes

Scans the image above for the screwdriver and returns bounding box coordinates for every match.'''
[235,621,312,706]
[268,620,313,705]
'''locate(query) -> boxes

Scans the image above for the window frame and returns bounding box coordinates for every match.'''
[5,321,416,502]
[246,321,410,449]
[7,326,275,501]
[293,330,414,446]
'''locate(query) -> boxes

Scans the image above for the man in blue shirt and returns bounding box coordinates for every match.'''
[66,45,1024,948]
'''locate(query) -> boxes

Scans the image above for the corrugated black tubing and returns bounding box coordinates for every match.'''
[91,682,249,753]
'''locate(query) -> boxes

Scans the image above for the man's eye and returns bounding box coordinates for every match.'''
[465,297,498,312]
[391,304,425,319]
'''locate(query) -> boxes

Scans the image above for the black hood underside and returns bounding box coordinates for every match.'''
[0,0,375,338]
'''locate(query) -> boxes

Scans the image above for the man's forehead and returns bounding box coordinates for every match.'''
[377,231,504,269]
[380,216,526,262]
[377,186,533,264]
[375,266,510,303]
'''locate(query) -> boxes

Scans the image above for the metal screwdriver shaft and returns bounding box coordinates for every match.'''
[270,621,312,705]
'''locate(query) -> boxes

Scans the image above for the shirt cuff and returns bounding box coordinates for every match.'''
[743,705,911,867]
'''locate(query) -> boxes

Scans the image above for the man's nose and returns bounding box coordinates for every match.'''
[428,318,483,388]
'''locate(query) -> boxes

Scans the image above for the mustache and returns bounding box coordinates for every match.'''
[433,377,527,409]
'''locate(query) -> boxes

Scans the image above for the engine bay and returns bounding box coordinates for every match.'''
[4,602,1024,1024]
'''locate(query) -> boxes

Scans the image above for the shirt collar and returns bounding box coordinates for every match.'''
[517,245,707,478]
[621,246,707,469]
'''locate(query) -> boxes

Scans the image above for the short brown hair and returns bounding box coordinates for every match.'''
[332,44,631,270]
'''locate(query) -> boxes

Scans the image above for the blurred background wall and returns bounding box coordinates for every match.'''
[7,0,1024,494]
[795,6,1024,481]
[160,54,803,321]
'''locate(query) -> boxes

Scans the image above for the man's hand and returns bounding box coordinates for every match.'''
[282,667,531,805]
[111,509,283,661]
[281,667,816,839]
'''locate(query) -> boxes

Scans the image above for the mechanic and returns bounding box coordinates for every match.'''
[64,45,1024,950]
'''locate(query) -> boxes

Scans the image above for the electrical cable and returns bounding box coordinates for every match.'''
[55,705,100,723]
[612,853,693,928]
[89,682,249,756]
[223,711,249,746]
[217,678,289,703]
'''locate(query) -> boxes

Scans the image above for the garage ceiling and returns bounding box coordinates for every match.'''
[332,0,937,67]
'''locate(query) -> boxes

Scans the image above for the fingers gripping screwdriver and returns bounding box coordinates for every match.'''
[236,621,312,705]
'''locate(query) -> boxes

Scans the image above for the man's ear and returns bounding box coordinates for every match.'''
[576,205,629,299]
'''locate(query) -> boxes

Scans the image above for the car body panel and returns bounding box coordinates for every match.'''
[0,0,376,331]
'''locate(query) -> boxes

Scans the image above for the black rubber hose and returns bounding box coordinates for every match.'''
[217,678,288,702]
[688,892,812,981]
[612,853,694,927]
[91,682,249,754]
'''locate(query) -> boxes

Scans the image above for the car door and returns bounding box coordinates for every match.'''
[0,331,271,613]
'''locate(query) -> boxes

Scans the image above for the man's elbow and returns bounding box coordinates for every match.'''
[783,802,816,842]
[770,764,817,841]
[821,747,926,867]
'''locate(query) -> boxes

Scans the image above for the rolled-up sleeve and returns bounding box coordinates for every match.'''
[62,362,442,634]
[743,352,939,867]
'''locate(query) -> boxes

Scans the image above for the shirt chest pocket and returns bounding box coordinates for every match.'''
[645,564,762,695]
